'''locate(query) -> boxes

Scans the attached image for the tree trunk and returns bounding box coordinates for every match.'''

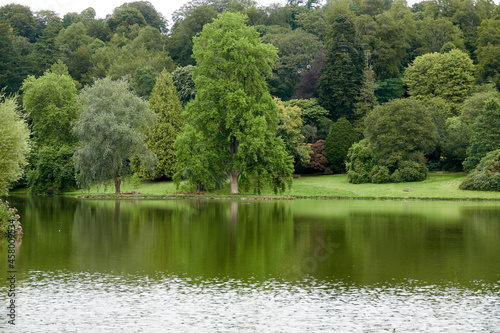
[229,137,240,194]
[113,170,121,194]
[230,171,239,194]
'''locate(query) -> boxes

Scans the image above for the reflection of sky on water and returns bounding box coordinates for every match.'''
[6,270,499,332]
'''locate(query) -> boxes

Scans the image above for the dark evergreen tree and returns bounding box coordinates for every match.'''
[325,117,359,173]
[318,14,365,122]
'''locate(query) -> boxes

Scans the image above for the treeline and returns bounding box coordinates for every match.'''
[1,0,500,194]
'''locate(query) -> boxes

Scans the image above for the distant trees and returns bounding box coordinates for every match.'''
[0,95,30,195]
[174,12,293,194]
[73,77,156,194]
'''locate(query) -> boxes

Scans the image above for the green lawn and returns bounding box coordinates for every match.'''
[47,172,500,200]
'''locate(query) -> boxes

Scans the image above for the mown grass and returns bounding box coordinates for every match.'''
[37,172,500,200]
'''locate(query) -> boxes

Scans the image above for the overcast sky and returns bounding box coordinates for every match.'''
[3,0,290,23]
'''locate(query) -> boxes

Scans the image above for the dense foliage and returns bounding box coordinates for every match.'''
[73,77,156,193]
[2,0,500,192]
[0,96,30,195]
[174,12,293,194]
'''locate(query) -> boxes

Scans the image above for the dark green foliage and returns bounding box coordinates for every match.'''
[397,160,427,182]
[374,78,405,104]
[318,14,365,122]
[441,117,472,171]
[365,98,437,170]
[118,1,168,33]
[325,117,359,173]
[27,144,76,194]
[463,99,500,171]
[262,28,323,100]
[131,65,158,99]
[171,65,196,105]
[460,149,500,191]
[370,165,390,183]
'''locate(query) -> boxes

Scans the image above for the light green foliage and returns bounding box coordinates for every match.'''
[346,139,376,184]
[73,77,156,193]
[325,118,359,173]
[274,97,311,167]
[463,99,500,171]
[0,199,22,238]
[0,96,30,195]
[286,98,330,142]
[136,69,183,180]
[174,12,293,194]
[22,63,79,193]
[403,49,476,115]
[22,62,78,146]
[460,149,500,191]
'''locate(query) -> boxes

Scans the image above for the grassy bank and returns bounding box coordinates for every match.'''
[16,172,495,201]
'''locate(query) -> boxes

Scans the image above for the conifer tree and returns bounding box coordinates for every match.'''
[134,69,183,179]
[318,13,364,122]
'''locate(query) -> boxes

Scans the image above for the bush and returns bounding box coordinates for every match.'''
[370,165,390,183]
[0,200,22,238]
[397,161,428,182]
[346,140,376,184]
[460,149,500,191]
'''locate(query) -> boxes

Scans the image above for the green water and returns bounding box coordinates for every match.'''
[0,196,499,331]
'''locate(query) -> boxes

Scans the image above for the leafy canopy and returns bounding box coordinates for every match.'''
[73,77,156,193]
[174,12,293,194]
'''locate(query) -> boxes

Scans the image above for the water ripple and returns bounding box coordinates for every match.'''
[1,271,499,332]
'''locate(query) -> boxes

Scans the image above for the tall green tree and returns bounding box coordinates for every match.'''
[463,99,500,171]
[73,77,156,194]
[318,13,365,122]
[403,49,475,115]
[174,12,293,194]
[134,69,183,180]
[0,95,30,195]
[21,62,79,193]
[364,98,438,170]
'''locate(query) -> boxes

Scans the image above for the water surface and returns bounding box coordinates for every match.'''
[1,197,499,331]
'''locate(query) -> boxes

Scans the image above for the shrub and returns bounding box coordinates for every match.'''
[460,149,500,191]
[346,140,376,184]
[0,200,22,238]
[370,165,391,183]
[397,161,428,182]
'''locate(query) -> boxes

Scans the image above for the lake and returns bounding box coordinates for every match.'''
[1,196,499,332]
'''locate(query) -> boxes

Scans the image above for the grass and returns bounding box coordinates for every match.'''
[18,172,498,201]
